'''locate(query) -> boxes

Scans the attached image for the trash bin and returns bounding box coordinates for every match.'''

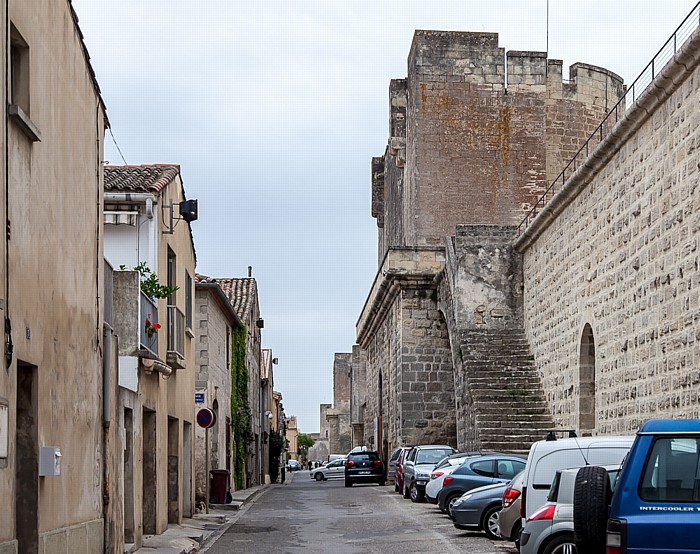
[209,469,230,504]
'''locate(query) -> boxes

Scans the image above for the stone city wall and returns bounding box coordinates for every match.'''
[519,28,700,434]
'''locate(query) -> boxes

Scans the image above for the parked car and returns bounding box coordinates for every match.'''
[345,450,385,487]
[520,435,633,520]
[498,470,526,547]
[451,481,508,540]
[438,454,526,516]
[394,446,412,493]
[426,452,486,504]
[287,459,300,471]
[387,446,405,485]
[573,419,700,554]
[309,458,346,481]
[402,445,457,502]
[520,465,620,554]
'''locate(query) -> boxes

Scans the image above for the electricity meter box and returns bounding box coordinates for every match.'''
[39,446,62,476]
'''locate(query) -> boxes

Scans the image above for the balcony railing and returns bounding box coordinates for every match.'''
[518,1,700,235]
[140,293,159,357]
[167,305,185,362]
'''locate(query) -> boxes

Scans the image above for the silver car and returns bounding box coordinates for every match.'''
[520,465,620,554]
[402,445,457,502]
[309,458,346,481]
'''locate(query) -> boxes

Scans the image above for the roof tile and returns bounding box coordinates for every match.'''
[104,165,180,194]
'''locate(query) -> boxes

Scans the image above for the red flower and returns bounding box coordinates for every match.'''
[152,323,162,330]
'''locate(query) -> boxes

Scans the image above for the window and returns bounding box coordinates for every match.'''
[416,448,454,465]
[470,460,495,477]
[496,459,526,479]
[640,438,700,502]
[8,24,40,142]
[10,25,29,113]
[185,271,192,329]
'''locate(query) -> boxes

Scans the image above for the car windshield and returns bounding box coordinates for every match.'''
[349,452,380,462]
[416,449,454,464]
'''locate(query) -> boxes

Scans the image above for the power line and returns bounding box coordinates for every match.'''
[108,128,127,165]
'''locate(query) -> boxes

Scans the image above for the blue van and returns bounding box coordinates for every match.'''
[573,419,700,554]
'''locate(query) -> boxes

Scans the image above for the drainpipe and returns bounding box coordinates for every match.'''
[103,324,112,426]
[104,192,155,219]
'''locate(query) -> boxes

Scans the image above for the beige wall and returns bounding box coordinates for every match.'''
[520,30,700,434]
[0,0,107,552]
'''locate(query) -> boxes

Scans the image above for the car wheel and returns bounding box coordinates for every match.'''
[446,493,462,517]
[402,482,410,499]
[344,478,352,488]
[481,504,502,541]
[542,533,577,554]
[314,473,324,481]
[409,481,424,503]
[512,521,523,551]
[573,465,610,552]
[378,479,386,487]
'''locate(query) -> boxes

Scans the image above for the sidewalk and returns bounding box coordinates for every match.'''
[132,475,294,554]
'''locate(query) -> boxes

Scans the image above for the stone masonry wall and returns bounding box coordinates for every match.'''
[522,42,700,434]
[332,354,353,454]
[194,289,233,500]
[372,31,624,260]
[399,287,457,447]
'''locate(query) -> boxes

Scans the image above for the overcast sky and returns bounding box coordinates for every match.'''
[73,0,697,433]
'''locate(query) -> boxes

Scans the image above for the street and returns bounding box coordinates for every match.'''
[205,472,518,554]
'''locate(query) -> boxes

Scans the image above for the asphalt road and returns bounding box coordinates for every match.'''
[205,471,518,554]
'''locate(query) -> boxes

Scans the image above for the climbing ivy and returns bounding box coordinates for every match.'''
[231,324,251,490]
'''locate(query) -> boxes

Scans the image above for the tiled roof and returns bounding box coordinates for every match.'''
[198,276,258,322]
[104,165,180,194]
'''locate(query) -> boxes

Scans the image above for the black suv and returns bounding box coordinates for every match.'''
[344,451,385,487]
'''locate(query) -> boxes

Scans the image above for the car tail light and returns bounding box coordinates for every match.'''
[373,460,383,467]
[431,471,444,479]
[443,476,454,487]
[527,504,555,522]
[606,518,627,554]
[520,486,527,517]
[346,460,355,468]
[502,487,521,508]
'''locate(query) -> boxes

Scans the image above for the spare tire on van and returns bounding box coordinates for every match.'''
[573,465,611,554]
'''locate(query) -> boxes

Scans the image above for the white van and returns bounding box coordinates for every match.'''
[520,436,634,519]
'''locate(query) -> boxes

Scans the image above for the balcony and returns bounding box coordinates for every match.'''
[166,305,185,369]
[112,270,159,359]
[140,293,159,357]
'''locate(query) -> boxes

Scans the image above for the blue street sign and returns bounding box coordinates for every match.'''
[195,392,205,403]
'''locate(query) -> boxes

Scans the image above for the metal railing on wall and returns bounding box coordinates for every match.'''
[167,305,185,359]
[517,1,700,235]
[140,293,159,356]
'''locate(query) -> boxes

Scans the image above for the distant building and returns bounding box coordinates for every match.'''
[194,275,244,502]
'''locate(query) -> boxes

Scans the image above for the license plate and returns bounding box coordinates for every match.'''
[359,470,371,475]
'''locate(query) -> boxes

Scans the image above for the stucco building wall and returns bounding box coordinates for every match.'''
[519,28,700,434]
[0,0,108,552]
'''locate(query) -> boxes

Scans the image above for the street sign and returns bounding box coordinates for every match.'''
[195,392,205,403]
[196,408,217,429]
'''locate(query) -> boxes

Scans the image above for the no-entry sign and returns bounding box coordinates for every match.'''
[196,408,217,429]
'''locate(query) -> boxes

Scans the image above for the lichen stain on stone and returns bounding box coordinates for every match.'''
[497,106,512,167]
[420,82,428,107]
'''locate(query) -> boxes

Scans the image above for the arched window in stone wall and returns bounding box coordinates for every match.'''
[579,324,596,436]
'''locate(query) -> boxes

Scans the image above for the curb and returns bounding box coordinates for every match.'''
[198,484,272,552]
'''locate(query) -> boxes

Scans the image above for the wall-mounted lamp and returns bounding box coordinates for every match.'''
[266,411,273,421]
[272,358,278,365]
[256,318,264,328]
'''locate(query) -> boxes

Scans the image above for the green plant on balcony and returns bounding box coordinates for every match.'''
[120,262,179,300]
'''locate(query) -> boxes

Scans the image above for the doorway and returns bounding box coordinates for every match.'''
[123,408,135,543]
[182,421,192,518]
[16,361,38,554]
[579,323,596,435]
[142,408,157,535]
[167,417,179,523]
